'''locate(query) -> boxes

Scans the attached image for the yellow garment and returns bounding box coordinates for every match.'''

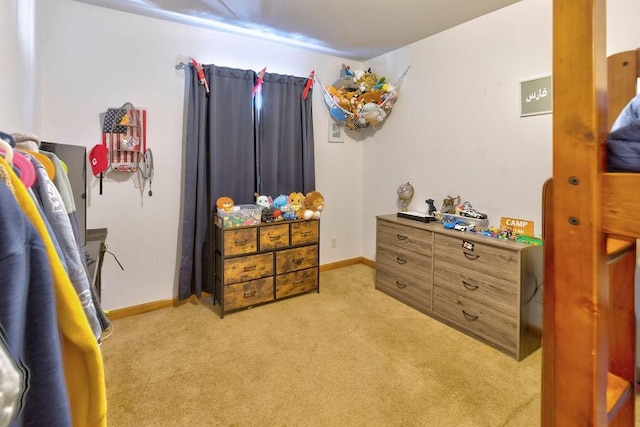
[0,162,15,194]
[0,156,107,426]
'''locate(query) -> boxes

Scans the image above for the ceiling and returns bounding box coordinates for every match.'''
[74,0,520,61]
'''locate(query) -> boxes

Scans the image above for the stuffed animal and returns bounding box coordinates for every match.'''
[355,69,378,93]
[332,64,360,91]
[303,191,325,220]
[216,196,234,212]
[441,195,460,214]
[254,192,272,209]
[289,192,306,219]
[357,89,383,106]
[272,194,289,212]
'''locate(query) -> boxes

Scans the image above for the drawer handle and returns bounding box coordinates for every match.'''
[234,240,248,246]
[269,235,281,241]
[243,265,257,272]
[462,310,479,321]
[301,231,311,236]
[463,251,480,260]
[396,234,408,240]
[243,290,256,298]
[395,281,407,289]
[293,257,304,264]
[396,257,407,264]
[462,280,479,291]
[293,280,304,286]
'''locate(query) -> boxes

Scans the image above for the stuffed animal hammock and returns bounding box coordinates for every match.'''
[317,66,410,131]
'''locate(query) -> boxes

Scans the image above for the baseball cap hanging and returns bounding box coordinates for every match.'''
[89,144,109,176]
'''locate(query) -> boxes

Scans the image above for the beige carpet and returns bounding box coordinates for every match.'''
[101,264,543,426]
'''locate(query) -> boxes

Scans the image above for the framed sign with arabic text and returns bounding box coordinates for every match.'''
[520,75,552,117]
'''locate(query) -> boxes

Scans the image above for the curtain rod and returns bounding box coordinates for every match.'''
[175,62,188,70]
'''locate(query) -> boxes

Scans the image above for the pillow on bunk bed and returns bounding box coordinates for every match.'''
[611,93,640,132]
[606,118,640,172]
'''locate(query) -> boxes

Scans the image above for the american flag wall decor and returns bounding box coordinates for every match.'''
[101,103,147,172]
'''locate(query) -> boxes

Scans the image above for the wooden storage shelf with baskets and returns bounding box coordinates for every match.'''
[212,217,320,318]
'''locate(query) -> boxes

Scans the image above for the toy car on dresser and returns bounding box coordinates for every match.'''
[459,208,487,220]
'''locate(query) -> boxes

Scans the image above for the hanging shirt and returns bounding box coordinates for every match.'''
[0,177,72,426]
[24,152,104,340]
[0,156,107,427]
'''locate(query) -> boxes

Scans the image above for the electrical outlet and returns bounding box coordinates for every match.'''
[331,236,337,248]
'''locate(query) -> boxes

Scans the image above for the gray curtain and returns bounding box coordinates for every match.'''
[257,72,315,196]
[178,65,315,299]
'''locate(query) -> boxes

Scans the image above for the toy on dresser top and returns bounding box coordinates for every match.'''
[253,191,325,222]
[215,196,261,228]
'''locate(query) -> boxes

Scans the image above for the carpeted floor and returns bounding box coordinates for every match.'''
[101,264,543,426]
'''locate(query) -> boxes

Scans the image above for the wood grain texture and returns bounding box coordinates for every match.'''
[547,0,609,424]
[376,219,433,256]
[224,277,274,310]
[375,268,431,313]
[375,216,542,361]
[291,220,319,245]
[276,245,319,275]
[222,228,258,255]
[432,285,517,352]
[214,218,320,317]
[259,223,290,250]
[276,267,319,299]
[602,173,640,237]
[607,49,640,128]
[433,258,517,317]
[223,253,274,284]
[375,244,431,285]
[434,234,520,283]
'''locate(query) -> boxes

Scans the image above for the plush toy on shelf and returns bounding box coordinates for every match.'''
[254,192,272,209]
[272,194,289,211]
[289,192,306,219]
[216,196,234,212]
[303,191,325,220]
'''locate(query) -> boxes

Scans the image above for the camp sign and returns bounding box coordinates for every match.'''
[500,217,534,237]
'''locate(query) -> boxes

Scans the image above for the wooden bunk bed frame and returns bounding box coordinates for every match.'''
[543,0,639,425]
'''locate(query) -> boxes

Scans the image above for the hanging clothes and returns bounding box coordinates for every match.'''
[0,331,24,426]
[22,151,104,340]
[0,173,71,426]
[38,149,111,332]
[0,155,107,426]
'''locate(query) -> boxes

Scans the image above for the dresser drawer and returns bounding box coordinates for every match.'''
[434,234,519,282]
[376,243,431,282]
[276,244,318,274]
[260,223,290,250]
[376,268,430,312]
[224,277,274,311]
[433,285,517,352]
[433,258,517,316]
[291,220,318,245]
[276,267,318,299]
[377,220,432,256]
[223,253,273,284]
[221,228,258,256]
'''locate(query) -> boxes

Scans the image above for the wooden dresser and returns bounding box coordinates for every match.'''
[376,214,543,361]
[213,218,319,318]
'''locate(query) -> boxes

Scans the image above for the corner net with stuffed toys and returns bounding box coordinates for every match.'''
[316,65,410,130]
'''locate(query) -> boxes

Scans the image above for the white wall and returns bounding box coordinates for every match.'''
[607,0,640,53]
[4,0,640,310]
[0,0,37,132]
[362,0,553,261]
[34,0,363,310]
[360,0,640,261]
